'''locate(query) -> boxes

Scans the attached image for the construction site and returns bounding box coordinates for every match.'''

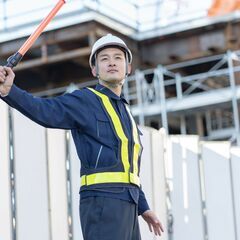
[1,1,240,240]
[1,0,240,143]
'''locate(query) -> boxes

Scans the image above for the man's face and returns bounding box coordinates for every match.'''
[92,47,131,84]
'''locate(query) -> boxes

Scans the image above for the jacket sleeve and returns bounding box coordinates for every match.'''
[0,84,89,130]
[138,186,150,215]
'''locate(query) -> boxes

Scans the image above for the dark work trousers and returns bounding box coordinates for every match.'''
[80,196,141,240]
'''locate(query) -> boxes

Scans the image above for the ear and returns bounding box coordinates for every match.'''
[91,66,97,77]
[127,64,132,75]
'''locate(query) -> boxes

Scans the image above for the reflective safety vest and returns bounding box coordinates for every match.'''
[80,88,142,187]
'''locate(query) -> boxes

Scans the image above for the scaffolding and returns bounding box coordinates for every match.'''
[24,50,240,145]
[1,0,240,144]
[124,50,240,144]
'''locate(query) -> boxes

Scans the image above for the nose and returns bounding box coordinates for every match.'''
[108,57,116,67]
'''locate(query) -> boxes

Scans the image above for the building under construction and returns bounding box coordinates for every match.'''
[1,0,240,143]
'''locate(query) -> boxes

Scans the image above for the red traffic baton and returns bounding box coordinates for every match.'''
[6,0,66,68]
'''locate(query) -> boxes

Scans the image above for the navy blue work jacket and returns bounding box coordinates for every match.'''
[1,83,150,215]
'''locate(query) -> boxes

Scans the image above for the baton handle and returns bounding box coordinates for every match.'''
[5,52,23,68]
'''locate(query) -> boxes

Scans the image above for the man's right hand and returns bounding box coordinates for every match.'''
[0,66,15,97]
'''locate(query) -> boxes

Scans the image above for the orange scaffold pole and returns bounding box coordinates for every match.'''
[6,0,66,68]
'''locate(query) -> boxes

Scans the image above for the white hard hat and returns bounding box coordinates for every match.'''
[89,34,132,68]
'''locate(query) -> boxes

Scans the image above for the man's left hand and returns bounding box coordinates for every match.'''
[142,210,164,237]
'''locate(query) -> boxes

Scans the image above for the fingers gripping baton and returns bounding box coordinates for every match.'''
[6,0,66,68]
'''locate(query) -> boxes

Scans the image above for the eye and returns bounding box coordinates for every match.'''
[100,57,108,61]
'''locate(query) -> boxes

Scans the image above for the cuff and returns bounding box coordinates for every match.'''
[138,200,150,215]
[138,188,150,215]
[0,83,18,98]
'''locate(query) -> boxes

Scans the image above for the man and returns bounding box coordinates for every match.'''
[0,34,164,239]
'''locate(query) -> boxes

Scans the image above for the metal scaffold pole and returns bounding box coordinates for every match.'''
[158,65,169,134]
[135,69,145,126]
[227,50,240,145]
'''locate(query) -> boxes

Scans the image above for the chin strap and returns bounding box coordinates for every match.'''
[94,54,100,79]
[125,53,129,77]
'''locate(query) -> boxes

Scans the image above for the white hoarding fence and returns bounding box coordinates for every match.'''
[0,102,239,240]
[0,102,12,240]
[167,135,204,240]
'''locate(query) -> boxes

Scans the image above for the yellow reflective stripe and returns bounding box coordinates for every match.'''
[125,105,142,176]
[89,88,130,172]
[81,172,140,186]
[129,173,140,186]
[83,88,141,187]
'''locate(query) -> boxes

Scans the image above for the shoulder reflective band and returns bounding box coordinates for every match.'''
[80,88,140,187]
[125,105,142,176]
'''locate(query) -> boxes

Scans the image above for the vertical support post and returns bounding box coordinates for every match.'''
[123,77,129,103]
[158,65,169,134]
[227,50,240,145]
[88,31,96,47]
[196,113,204,137]
[205,110,212,138]
[180,115,187,135]
[154,68,161,101]
[135,69,145,126]
[65,131,74,240]
[176,73,183,99]
[0,103,14,240]
[9,107,17,240]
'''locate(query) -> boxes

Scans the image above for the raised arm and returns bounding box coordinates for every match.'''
[0,66,88,130]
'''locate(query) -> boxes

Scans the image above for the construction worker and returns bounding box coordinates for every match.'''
[0,34,164,239]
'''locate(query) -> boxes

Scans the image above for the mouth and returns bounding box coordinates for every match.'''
[107,69,118,73]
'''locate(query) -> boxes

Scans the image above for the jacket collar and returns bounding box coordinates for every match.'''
[95,83,129,104]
